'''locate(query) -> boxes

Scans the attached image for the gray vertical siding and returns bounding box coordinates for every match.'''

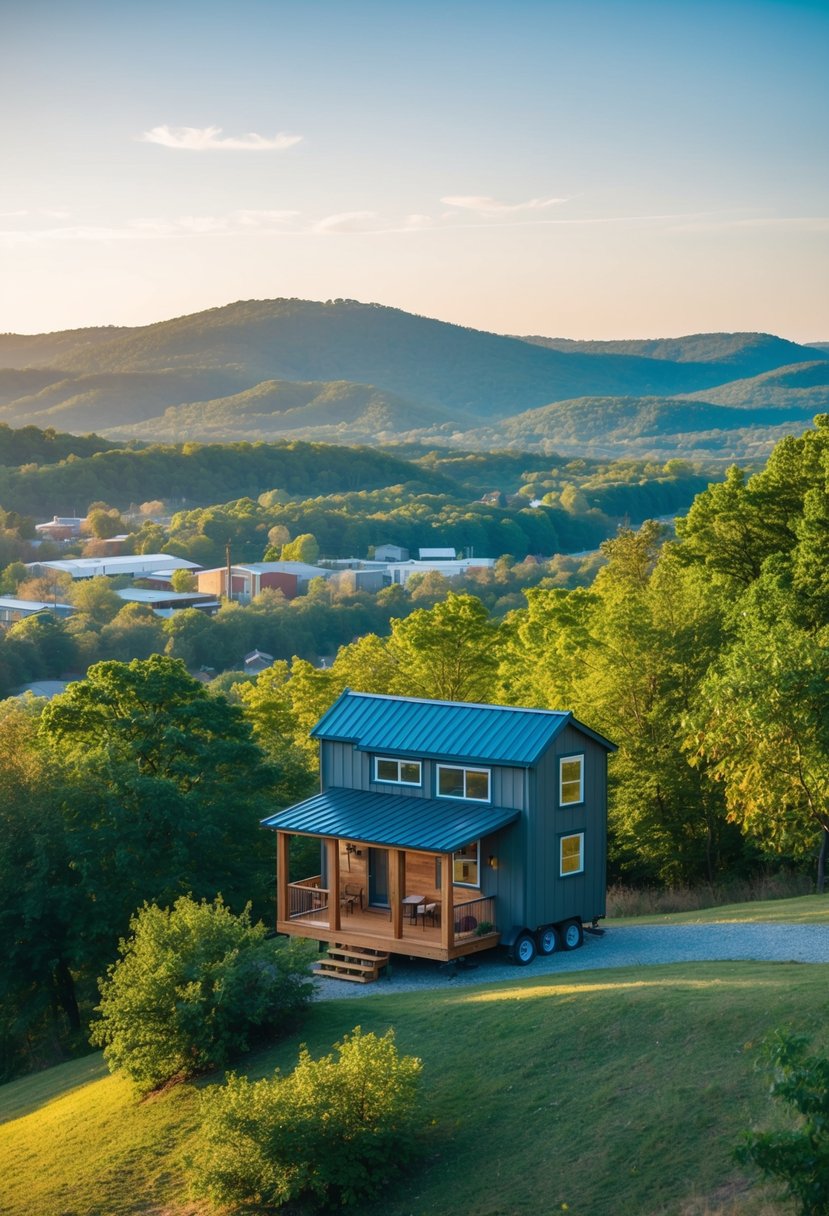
[320,725,609,934]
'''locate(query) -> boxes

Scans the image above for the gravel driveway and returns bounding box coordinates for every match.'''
[311,922,829,1001]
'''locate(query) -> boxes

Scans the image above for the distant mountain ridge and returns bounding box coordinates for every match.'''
[0,298,825,460]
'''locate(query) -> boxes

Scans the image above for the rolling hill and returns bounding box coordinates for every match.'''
[0,298,825,459]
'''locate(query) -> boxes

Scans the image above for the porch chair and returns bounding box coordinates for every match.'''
[340,883,364,914]
[416,900,441,929]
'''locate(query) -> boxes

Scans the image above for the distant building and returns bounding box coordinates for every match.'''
[0,598,75,627]
[34,516,84,541]
[196,561,332,604]
[26,554,200,581]
[116,588,220,616]
[244,649,275,675]
[331,569,389,595]
[385,557,497,587]
[374,544,409,562]
[418,547,456,560]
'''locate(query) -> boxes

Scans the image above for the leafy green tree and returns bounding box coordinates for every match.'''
[737,1030,829,1216]
[237,662,316,803]
[5,612,78,679]
[91,896,314,1093]
[0,700,85,1077]
[169,567,196,592]
[687,581,829,890]
[39,656,277,939]
[385,592,499,702]
[84,507,126,539]
[191,1028,422,1211]
[68,576,122,624]
[98,602,166,662]
[280,532,320,563]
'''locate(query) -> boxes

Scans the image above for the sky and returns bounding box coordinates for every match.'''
[2,0,827,340]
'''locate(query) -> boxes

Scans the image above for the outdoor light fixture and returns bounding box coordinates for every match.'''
[488,854,498,870]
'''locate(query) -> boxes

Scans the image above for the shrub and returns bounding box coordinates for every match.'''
[191,1027,422,1211]
[736,1030,829,1215]
[90,895,314,1093]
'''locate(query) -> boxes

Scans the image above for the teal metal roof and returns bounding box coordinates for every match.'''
[261,786,520,853]
[311,690,615,767]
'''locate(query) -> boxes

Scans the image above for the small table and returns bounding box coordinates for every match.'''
[402,894,425,923]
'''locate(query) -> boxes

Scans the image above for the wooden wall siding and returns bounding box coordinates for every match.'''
[322,741,527,810]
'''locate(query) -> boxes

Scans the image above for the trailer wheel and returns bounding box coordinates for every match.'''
[513,931,537,965]
[537,925,561,955]
[561,919,584,951]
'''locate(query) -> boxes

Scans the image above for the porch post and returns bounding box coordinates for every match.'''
[441,853,454,951]
[326,838,341,932]
[389,848,405,940]
[276,831,290,925]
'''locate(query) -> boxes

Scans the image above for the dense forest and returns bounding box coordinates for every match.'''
[2,415,828,1081]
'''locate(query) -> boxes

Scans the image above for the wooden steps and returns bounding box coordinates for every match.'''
[314,943,390,984]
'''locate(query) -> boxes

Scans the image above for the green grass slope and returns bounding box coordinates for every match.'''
[2,959,825,1216]
[607,892,829,926]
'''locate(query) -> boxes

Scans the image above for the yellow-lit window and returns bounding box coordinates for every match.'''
[559,756,584,805]
[452,842,480,886]
[560,833,584,876]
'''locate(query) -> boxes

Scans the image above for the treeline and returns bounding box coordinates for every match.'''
[0,439,454,517]
[0,423,115,469]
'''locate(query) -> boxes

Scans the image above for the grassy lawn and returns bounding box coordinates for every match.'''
[2,960,826,1216]
[606,892,829,926]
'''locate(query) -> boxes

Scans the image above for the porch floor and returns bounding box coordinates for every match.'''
[279,894,500,962]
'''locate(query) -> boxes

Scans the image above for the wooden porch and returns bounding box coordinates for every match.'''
[275,832,500,962]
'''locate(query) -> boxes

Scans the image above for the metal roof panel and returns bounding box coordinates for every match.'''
[310,690,602,766]
[261,786,520,853]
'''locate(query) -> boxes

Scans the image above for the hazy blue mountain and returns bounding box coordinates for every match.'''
[678,360,829,409]
[519,332,826,375]
[0,299,823,461]
[103,379,463,443]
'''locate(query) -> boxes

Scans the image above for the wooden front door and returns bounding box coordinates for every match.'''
[368,848,389,907]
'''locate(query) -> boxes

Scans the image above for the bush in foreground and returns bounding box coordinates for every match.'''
[190,1027,422,1211]
[91,896,314,1093]
[737,1030,829,1216]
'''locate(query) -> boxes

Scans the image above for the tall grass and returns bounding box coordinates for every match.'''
[607,872,812,918]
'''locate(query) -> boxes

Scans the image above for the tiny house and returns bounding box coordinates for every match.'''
[262,690,616,979]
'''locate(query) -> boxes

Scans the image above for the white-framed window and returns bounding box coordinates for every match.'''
[436,764,490,801]
[374,756,422,786]
[559,754,584,806]
[453,841,480,886]
[560,832,584,876]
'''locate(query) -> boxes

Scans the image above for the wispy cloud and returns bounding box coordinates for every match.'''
[139,124,302,151]
[441,194,567,215]
[312,211,380,234]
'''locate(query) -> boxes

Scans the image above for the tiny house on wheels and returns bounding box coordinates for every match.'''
[262,690,616,982]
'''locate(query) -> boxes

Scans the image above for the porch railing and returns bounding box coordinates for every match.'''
[452,895,497,938]
[289,878,328,920]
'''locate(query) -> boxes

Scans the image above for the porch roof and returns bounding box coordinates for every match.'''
[261,786,520,853]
